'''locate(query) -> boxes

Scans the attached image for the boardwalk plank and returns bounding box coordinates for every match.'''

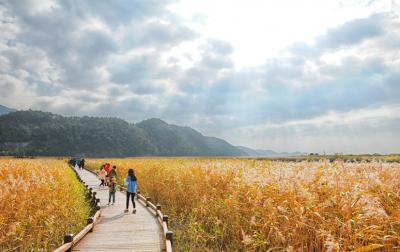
[72,168,164,252]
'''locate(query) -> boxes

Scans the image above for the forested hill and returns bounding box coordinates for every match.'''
[0,110,246,157]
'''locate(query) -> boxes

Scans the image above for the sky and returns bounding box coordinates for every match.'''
[0,0,399,154]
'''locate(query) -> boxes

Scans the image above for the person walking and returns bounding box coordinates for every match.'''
[99,165,106,187]
[80,158,85,170]
[109,165,118,179]
[124,169,137,213]
[108,177,117,205]
[104,163,111,186]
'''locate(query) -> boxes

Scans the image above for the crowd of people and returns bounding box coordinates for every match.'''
[69,158,85,170]
[98,163,138,213]
[68,158,138,213]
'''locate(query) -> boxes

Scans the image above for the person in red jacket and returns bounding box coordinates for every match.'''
[104,163,111,186]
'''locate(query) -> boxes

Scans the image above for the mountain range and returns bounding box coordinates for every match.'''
[0,110,246,157]
[0,107,305,157]
[236,146,306,157]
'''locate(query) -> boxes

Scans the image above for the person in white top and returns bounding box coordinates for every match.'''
[99,166,106,187]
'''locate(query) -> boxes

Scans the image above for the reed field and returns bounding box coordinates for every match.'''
[0,158,91,251]
[87,158,400,251]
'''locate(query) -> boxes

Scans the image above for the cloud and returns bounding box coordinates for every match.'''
[109,52,168,94]
[0,74,37,108]
[289,13,390,57]
[261,104,400,129]
[121,20,197,49]
[248,13,400,125]
[163,12,400,153]
[222,105,400,154]
[0,0,198,111]
[0,1,399,153]
[317,14,384,49]
[177,39,235,93]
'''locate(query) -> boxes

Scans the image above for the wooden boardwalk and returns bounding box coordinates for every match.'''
[72,168,164,252]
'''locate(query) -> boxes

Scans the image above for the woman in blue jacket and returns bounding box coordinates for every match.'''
[124,168,137,213]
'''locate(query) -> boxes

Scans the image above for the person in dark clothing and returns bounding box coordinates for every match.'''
[80,159,85,169]
[109,165,117,179]
[70,159,77,167]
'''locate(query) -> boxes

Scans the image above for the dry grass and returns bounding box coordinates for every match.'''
[0,158,91,251]
[87,158,400,251]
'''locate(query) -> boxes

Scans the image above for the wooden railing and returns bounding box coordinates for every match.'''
[54,167,101,252]
[53,210,101,252]
[121,186,174,252]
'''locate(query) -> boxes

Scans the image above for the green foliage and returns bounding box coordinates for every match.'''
[0,111,245,157]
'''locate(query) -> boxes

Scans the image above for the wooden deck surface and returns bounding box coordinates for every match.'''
[73,168,164,252]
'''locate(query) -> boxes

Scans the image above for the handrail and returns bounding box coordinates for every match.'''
[53,243,71,252]
[73,223,93,243]
[73,210,101,244]
[53,166,101,252]
[54,209,101,252]
[137,193,146,202]
[119,185,174,252]
[147,200,157,210]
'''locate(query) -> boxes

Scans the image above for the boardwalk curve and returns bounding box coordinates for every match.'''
[72,168,165,252]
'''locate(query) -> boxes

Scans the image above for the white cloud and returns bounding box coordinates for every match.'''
[217,105,400,154]
[259,104,400,128]
[0,74,37,108]
[0,0,399,153]
[168,0,396,68]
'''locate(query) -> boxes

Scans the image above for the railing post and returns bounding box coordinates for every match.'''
[166,230,174,245]
[63,233,74,252]
[87,188,92,199]
[87,217,94,232]
[95,198,101,211]
[91,192,97,205]
[163,215,169,225]
[146,197,151,207]
[156,204,161,216]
